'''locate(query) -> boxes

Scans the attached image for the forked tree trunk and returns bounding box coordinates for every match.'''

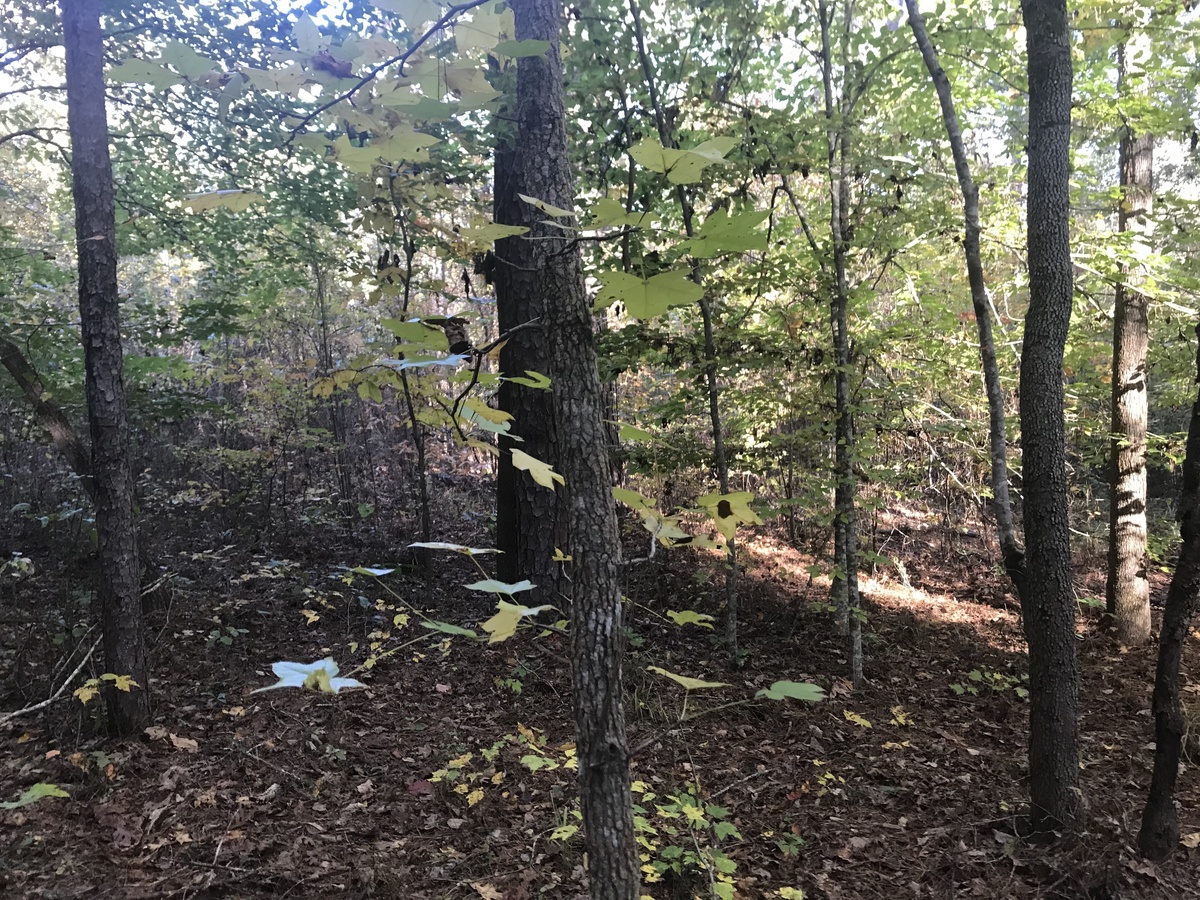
[1107,39,1153,645]
[62,0,150,736]
[1138,323,1200,860]
[508,0,639,895]
[904,0,1026,593]
[1019,0,1081,830]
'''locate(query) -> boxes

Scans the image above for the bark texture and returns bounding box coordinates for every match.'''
[1019,0,1080,830]
[508,0,639,895]
[1106,62,1153,645]
[1138,323,1200,860]
[904,0,1026,593]
[820,0,862,684]
[62,0,150,735]
[494,136,566,604]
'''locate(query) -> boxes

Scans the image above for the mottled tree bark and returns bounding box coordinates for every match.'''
[1138,323,1200,860]
[904,0,1026,593]
[1019,0,1081,830]
[820,0,862,684]
[1107,40,1153,645]
[62,0,150,736]
[508,0,638,896]
[494,128,566,604]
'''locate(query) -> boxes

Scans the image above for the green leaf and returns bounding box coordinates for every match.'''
[521,754,558,772]
[594,269,704,319]
[628,136,738,184]
[518,193,574,217]
[457,222,530,243]
[549,824,579,841]
[588,197,649,229]
[494,39,551,58]
[666,610,715,629]
[647,665,729,691]
[480,600,554,643]
[381,318,450,350]
[510,449,564,489]
[161,40,220,78]
[0,783,68,810]
[696,491,763,541]
[617,422,654,442]
[714,882,735,900]
[370,0,441,28]
[503,369,551,389]
[422,620,479,638]
[464,579,536,596]
[108,59,182,91]
[291,14,327,54]
[755,680,826,703]
[682,209,770,258]
[181,190,267,213]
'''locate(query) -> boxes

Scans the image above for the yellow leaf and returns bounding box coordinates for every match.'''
[466,788,484,807]
[480,600,554,643]
[73,680,101,704]
[889,705,911,726]
[301,609,320,625]
[646,665,729,691]
[510,449,564,490]
[697,491,763,542]
[843,710,872,729]
[110,675,138,692]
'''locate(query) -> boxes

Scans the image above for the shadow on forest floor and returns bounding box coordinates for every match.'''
[1,500,1198,899]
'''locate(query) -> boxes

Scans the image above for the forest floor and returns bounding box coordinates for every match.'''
[3,498,1200,899]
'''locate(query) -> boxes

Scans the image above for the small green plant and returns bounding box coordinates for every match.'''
[206,623,248,648]
[950,667,1028,699]
[632,781,742,900]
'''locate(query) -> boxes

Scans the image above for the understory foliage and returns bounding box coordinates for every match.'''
[4,0,1200,894]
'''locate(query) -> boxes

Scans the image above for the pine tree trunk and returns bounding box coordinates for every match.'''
[1138,322,1200,860]
[508,1,639,895]
[1107,44,1153,645]
[62,0,150,736]
[1019,0,1081,830]
[494,132,566,603]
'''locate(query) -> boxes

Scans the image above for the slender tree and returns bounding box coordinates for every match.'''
[1139,324,1200,859]
[1106,37,1153,646]
[61,0,150,735]
[904,0,1026,593]
[819,0,863,684]
[1019,0,1081,829]
[506,0,639,894]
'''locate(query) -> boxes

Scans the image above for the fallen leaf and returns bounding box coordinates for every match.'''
[1182,833,1200,849]
[472,882,503,899]
[169,734,199,753]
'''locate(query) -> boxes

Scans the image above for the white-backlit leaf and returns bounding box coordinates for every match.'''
[371,0,441,28]
[408,542,501,556]
[465,579,536,596]
[252,658,364,694]
[108,59,182,91]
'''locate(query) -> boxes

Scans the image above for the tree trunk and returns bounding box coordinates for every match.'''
[1019,0,1081,830]
[62,0,150,736]
[1107,39,1153,645]
[494,130,566,603]
[508,1,639,896]
[1138,322,1200,860]
[0,334,96,505]
[904,0,1026,593]
[820,0,862,685]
